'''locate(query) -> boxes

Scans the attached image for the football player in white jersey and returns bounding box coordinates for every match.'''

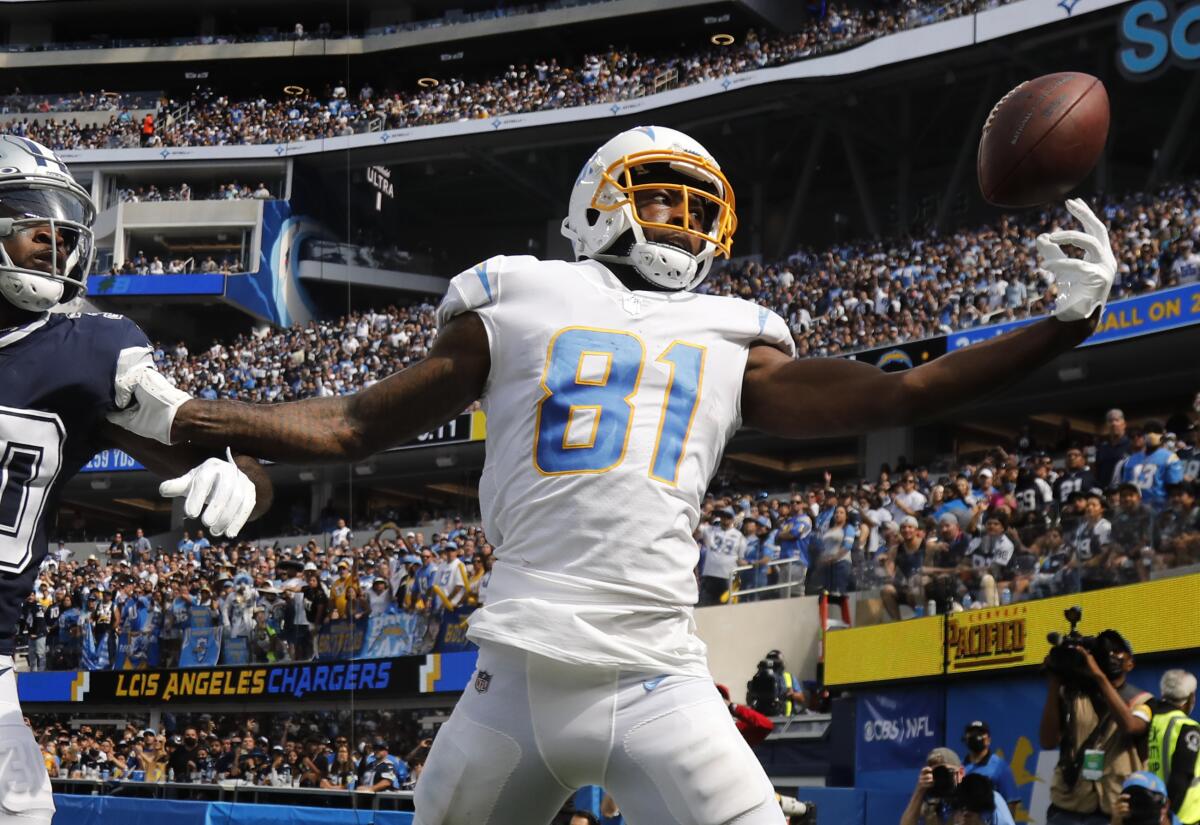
[112,125,1120,824]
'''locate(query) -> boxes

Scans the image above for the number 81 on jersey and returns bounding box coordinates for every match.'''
[533,327,705,485]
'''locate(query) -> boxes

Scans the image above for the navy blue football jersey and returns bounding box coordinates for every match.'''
[0,311,152,653]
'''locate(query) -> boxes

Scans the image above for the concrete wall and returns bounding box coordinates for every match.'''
[696,593,840,695]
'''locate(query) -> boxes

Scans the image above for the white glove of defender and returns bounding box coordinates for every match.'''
[106,365,191,445]
[160,448,256,537]
[1038,198,1118,323]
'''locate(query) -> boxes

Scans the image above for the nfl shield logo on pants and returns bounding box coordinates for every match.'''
[474,671,492,694]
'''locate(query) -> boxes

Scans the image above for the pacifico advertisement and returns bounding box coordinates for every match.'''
[826,573,1200,687]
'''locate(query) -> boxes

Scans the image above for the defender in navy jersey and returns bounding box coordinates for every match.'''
[0,135,271,824]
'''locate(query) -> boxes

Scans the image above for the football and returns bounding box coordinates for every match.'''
[977,72,1110,208]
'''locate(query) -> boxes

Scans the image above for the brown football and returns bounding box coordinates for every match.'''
[977,72,1110,208]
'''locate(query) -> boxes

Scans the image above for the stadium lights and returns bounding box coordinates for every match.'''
[417,77,439,88]
[283,85,305,96]
[90,478,111,491]
[353,463,375,476]
[297,470,317,482]
[711,33,735,46]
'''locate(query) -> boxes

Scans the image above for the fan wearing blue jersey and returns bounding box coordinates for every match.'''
[1121,421,1184,511]
[0,135,272,825]
[115,126,1122,825]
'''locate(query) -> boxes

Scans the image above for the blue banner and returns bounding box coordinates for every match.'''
[360,612,432,659]
[113,629,159,670]
[855,686,945,774]
[80,629,110,671]
[221,637,250,666]
[315,617,367,661]
[79,449,145,474]
[179,626,222,668]
[187,608,218,630]
[86,273,226,296]
[948,282,1200,351]
[434,607,476,653]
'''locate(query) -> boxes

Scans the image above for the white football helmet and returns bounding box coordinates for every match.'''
[561,125,736,291]
[0,135,96,312]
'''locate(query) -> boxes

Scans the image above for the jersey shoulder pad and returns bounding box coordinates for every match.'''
[436,254,543,329]
[704,295,796,357]
[65,311,152,356]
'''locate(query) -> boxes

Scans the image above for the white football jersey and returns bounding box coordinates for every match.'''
[437,255,794,676]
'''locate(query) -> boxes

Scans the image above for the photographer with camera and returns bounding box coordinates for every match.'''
[1147,670,1200,824]
[1112,772,1178,825]
[899,747,1016,825]
[1039,611,1153,825]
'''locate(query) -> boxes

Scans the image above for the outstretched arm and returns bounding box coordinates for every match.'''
[745,197,1117,438]
[98,421,273,521]
[743,312,1095,438]
[121,313,490,464]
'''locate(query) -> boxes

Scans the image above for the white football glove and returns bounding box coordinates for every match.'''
[106,365,191,445]
[1038,198,1118,323]
[160,448,256,537]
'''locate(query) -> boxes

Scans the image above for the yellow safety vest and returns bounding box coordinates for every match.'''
[1148,706,1200,824]
[782,671,794,716]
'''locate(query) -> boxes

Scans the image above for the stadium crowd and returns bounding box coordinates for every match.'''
[697,405,1200,621]
[117,181,274,202]
[104,253,246,276]
[22,397,1200,677]
[150,303,439,402]
[133,177,1200,405]
[697,179,1200,356]
[5,0,997,150]
[20,518,491,672]
[28,709,432,789]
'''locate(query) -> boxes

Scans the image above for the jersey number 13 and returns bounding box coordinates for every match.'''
[534,327,705,485]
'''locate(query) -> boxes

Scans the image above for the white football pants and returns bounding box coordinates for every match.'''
[414,643,785,825]
[0,657,53,824]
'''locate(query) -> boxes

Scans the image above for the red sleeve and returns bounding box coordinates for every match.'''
[731,704,774,747]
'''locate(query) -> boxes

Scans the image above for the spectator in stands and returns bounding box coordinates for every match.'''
[1158,483,1200,565]
[880,516,927,619]
[303,570,329,630]
[21,593,49,671]
[962,721,1020,816]
[330,518,352,548]
[1111,483,1156,581]
[249,606,281,663]
[1099,412,1132,489]
[107,532,128,566]
[1071,492,1115,591]
[366,576,393,617]
[132,528,153,564]
[807,504,857,595]
[740,518,776,601]
[697,508,744,606]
